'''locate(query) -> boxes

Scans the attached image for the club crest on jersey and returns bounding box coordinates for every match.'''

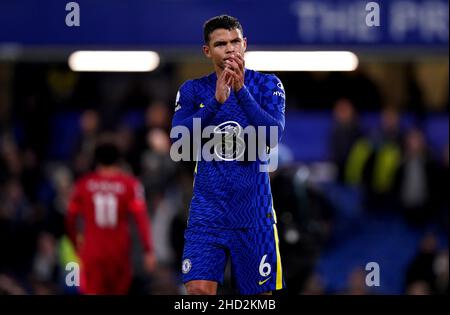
[182,259,192,274]
[213,121,245,161]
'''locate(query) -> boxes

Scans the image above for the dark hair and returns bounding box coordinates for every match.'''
[203,15,243,44]
[94,142,120,166]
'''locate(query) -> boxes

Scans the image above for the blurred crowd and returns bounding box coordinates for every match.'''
[0,101,196,294]
[330,99,448,227]
[0,63,448,295]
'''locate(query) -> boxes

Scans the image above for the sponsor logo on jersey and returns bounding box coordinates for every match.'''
[273,90,285,99]
[213,121,245,161]
[274,81,286,99]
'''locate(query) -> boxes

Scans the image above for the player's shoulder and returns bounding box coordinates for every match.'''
[74,171,96,186]
[79,170,137,183]
[113,170,140,186]
[116,172,144,199]
[180,72,214,91]
[177,79,197,102]
[247,68,282,84]
[178,79,195,92]
[71,172,96,194]
[246,69,285,95]
[196,72,216,85]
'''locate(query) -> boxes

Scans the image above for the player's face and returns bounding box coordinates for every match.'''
[203,28,247,70]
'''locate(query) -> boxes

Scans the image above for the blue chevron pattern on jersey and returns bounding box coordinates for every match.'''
[172,68,286,229]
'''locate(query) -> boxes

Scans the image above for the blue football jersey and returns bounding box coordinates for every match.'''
[172,68,286,228]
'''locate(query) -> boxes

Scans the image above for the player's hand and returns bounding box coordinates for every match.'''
[143,252,157,274]
[225,52,245,91]
[215,67,233,104]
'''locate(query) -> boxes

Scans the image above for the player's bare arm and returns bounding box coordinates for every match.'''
[215,68,233,104]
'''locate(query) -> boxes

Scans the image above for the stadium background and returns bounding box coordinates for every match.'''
[0,0,448,295]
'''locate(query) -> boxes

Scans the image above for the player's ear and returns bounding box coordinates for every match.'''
[203,45,211,59]
[242,37,247,53]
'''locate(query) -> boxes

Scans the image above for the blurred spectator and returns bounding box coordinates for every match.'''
[145,101,171,132]
[141,128,177,212]
[271,166,334,294]
[341,267,372,295]
[329,98,363,182]
[148,264,181,294]
[20,148,42,202]
[394,128,439,225]
[1,179,33,224]
[149,199,178,273]
[31,232,59,291]
[0,151,7,186]
[373,107,404,147]
[146,128,184,268]
[405,232,449,295]
[72,109,101,177]
[169,167,195,266]
[300,273,325,295]
[435,144,449,231]
[0,178,39,280]
[18,93,52,161]
[115,125,138,173]
[433,250,449,295]
[1,135,23,178]
[46,67,78,106]
[140,166,195,294]
[44,164,74,238]
[0,274,27,295]
[406,280,432,295]
[132,101,171,174]
[363,108,403,212]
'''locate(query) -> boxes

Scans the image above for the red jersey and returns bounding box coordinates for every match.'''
[66,170,153,264]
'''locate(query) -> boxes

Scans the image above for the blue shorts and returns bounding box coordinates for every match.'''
[181,224,285,294]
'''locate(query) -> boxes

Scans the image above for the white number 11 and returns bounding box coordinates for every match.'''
[93,193,118,228]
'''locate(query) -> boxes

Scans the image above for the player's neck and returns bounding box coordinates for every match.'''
[97,165,120,176]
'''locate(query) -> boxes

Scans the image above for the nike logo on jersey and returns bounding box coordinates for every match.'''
[258,277,271,285]
[199,103,204,108]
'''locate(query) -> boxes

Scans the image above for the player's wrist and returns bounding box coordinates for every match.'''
[214,94,226,104]
[235,84,244,92]
[215,96,224,104]
[235,84,247,97]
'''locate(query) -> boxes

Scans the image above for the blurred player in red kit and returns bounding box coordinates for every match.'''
[65,141,156,294]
